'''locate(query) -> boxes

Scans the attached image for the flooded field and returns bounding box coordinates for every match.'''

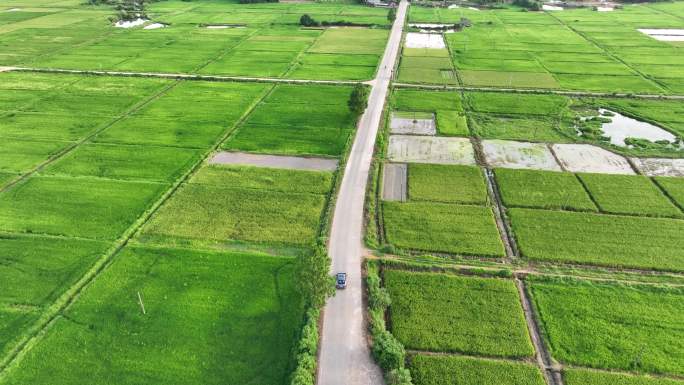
[387,135,476,165]
[552,144,635,174]
[390,112,436,135]
[638,28,684,41]
[482,140,561,171]
[631,157,684,177]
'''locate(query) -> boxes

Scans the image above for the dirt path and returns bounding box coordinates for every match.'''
[316,2,408,384]
[515,278,564,385]
[209,151,338,171]
[8,66,365,86]
[393,82,684,100]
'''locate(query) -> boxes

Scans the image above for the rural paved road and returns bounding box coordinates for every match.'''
[316,1,408,385]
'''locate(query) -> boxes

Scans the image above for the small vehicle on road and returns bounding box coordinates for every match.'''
[335,272,347,289]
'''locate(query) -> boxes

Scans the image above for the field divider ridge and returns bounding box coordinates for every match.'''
[0,79,181,194]
[9,66,362,86]
[392,82,684,99]
[0,82,276,378]
[514,277,564,385]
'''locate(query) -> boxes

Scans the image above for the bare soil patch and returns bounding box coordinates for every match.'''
[387,135,476,165]
[482,140,561,171]
[631,157,684,177]
[382,163,407,201]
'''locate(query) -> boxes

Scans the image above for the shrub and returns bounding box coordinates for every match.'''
[348,84,369,115]
[300,14,319,27]
[386,368,413,385]
[372,330,406,371]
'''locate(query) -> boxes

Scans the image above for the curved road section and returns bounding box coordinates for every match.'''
[317,2,408,384]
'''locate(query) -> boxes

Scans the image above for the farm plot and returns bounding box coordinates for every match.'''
[223,84,357,157]
[494,168,597,212]
[0,234,109,358]
[384,270,535,358]
[390,88,467,136]
[508,208,684,271]
[0,175,167,240]
[137,164,333,251]
[387,135,476,165]
[634,158,684,177]
[482,140,561,171]
[465,92,569,142]
[655,177,684,208]
[577,173,683,218]
[563,368,684,385]
[410,354,546,385]
[407,163,488,205]
[0,3,388,80]
[382,201,504,257]
[528,276,684,376]
[0,73,170,173]
[0,245,303,385]
[96,81,268,148]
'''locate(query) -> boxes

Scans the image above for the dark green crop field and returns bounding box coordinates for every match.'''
[529,277,684,376]
[0,62,356,383]
[0,246,302,385]
[495,168,597,212]
[509,208,684,271]
[384,270,534,358]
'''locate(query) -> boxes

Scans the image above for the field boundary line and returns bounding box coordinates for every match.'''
[652,177,684,217]
[0,83,276,379]
[392,82,684,99]
[515,278,563,385]
[476,149,518,261]
[546,12,669,94]
[8,66,362,86]
[405,349,537,364]
[191,27,262,74]
[0,80,179,194]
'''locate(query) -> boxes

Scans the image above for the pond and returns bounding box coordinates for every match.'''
[597,108,679,148]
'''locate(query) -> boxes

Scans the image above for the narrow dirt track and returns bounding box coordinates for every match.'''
[316,2,408,384]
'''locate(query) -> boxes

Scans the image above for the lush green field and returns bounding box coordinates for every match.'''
[0,245,303,385]
[385,270,534,358]
[509,208,684,271]
[408,164,488,204]
[0,176,167,240]
[0,234,109,358]
[405,5,682,94]
[529,276,684,376]
[563,368,684,385]
[410,354,546,385]
[578,173,683,218]
[223,84,357,157]
[138,164,332,250]
[655,177,684,208]
[390,89,468,136]
[0,1,389,80]
[495,168,597,212]
[383,201,504,257]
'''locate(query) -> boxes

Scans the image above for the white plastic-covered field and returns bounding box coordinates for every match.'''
[551,144,635,174]
[638,29,684,41]
[405,33,446,49]
[631,158,684,177]
[482,140,561,171]
[387,135,476,165]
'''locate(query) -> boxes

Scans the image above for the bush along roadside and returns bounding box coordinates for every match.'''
[291,245,335,385]
[367,260,414,385]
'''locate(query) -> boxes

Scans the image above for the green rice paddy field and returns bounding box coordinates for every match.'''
[0,61,355,382]
[402,3,684,93]
[0,0,389,80]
